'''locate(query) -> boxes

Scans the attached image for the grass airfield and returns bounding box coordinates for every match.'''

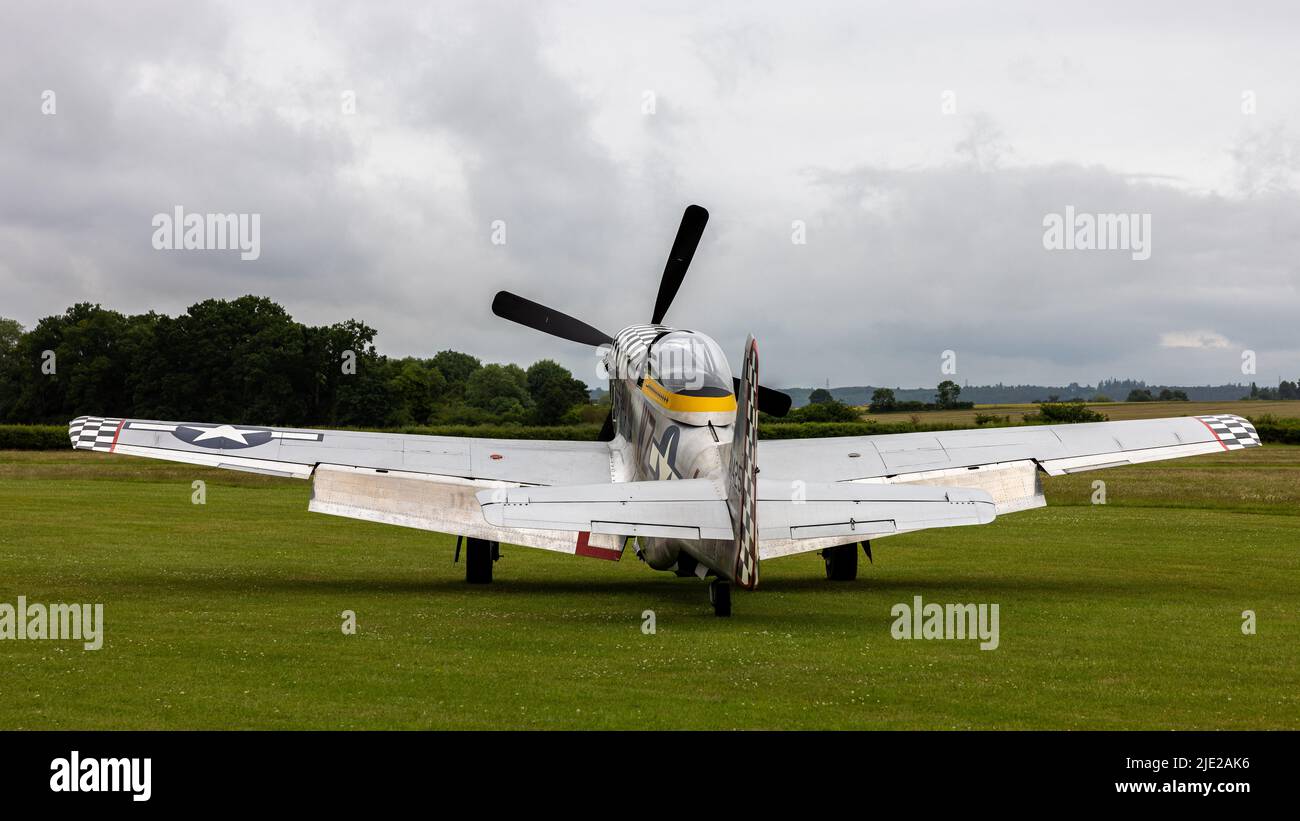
[1,447,1297,730]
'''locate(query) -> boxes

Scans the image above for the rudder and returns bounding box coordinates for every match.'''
[726,335,760,589]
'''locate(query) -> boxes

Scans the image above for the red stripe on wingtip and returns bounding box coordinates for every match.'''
[574,530,622,561]
[1194,417,1229,451]
[109,419,126,453]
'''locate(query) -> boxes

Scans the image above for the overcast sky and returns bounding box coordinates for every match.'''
[2,0,1298,388]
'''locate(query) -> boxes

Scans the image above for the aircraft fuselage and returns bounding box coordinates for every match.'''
[603,324,738,575]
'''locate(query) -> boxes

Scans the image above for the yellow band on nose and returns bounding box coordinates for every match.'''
[641,377,738,413]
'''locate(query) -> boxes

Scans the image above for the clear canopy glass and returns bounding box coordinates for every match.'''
[646,332,734,395]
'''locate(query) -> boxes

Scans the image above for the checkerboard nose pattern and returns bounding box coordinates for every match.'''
[68,416,123,452]
[1195,414,1261,450]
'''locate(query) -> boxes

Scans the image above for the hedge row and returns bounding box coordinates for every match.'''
[0,425,69,449]
[4,415,1299,450]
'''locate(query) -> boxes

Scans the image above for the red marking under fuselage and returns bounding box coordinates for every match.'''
[575,531,622,561]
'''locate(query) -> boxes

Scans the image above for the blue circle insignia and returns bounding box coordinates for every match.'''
[173,425,274,450]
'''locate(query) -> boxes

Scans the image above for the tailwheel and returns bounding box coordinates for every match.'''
[709,579,732,617]
[822,543,858,581]
[466,537,498,584]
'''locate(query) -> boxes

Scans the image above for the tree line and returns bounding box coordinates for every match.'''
[865,381,974,413]
[0,297,594,427]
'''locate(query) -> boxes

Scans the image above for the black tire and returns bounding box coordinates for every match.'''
[709,580,732,617]
[823,544,858,581]
[466,538,493,584]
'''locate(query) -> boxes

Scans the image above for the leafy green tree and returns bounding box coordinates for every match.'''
[869,387,897,413]
[390,358,447,425]
[5,303,137,422]
[431,350,482,401]
[300,318,380,424]
[132,296,308,424]
[808,387,833,405]
[466,363,532,421]
[935,380,961,409]
[0,317,21,355]
[1126,388,1153,402]
[0,317,25,419]
[526,359,589,425]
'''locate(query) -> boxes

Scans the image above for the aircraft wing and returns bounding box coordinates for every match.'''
[759,414,1260,481]
[69,415,614,484]
[69,415,627,556]
[756,414,1261,559]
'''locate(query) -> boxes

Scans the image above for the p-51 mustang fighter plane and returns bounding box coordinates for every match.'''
[70,205,1261,615]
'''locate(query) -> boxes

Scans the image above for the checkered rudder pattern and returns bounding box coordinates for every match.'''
[1195,414,1261,450]
[69,416,123,452]
[729,338,760,590]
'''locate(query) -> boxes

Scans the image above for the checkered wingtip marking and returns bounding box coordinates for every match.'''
[69,416,123,452]
[1196,414,1261,450]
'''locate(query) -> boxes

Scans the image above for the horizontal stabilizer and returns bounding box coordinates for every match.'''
[475,478,994,542]
[755,480,994,540]
[477,479,733,540]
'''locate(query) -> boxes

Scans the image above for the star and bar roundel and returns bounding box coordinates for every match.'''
[71,417,324,453]
[165,423,322,449]
[123,420,323,450]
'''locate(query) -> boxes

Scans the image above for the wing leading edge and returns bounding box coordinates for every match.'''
[69,415,616,486]
[759,414,1260,483]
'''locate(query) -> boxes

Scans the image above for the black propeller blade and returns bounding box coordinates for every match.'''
[734,378,793,418]
[651,204,709,325]
[491,291,612,347]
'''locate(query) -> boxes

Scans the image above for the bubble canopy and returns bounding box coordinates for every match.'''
[646,331,734,396]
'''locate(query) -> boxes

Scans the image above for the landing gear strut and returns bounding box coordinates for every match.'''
[465,537,499,584]
[709,579,732,617]
[822,543,858,581]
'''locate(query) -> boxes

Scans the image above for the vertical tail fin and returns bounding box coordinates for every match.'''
[726,335,760,589]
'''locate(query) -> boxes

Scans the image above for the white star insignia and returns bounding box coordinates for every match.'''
[190,424,251,445]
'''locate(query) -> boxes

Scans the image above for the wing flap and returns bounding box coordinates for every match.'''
[309,464,625,554]
[1037,440,1228,476]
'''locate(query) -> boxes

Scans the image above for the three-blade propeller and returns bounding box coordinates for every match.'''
[490,205,791,422]
[490,291,612,347]
[651,204,709,325]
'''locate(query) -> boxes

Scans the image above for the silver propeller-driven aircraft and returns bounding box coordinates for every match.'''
[70,205,1261,615]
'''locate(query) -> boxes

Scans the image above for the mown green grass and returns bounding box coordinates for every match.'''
[0,447,1296,729]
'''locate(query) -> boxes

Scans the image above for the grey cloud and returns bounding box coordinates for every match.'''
[1,1,1298,391]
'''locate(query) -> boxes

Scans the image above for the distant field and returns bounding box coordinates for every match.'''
[864,399,1300,425]
[1,447,1297,729]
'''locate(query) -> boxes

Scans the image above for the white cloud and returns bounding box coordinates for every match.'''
[1160,331,1234,349]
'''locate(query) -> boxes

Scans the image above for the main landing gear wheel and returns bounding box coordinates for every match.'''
[466,537,499,584]
[709,579,732,617]
[822,543,858,581]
